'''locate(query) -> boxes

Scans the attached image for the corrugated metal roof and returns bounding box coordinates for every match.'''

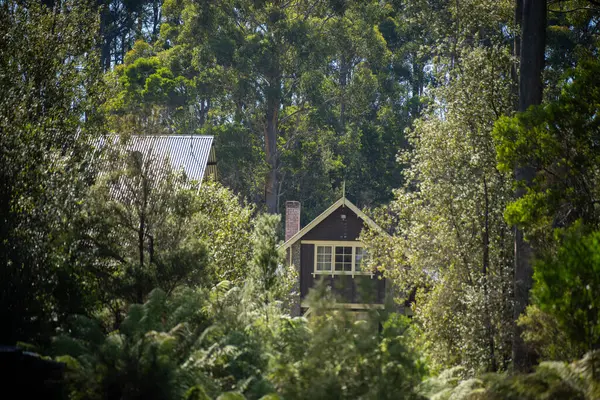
[94,135,216,201]
[127,135,215,182]
[97,134,216,182]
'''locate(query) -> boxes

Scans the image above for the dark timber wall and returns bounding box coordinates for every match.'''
[302,206,363,241]
[298,206,385,306]
[300,244,315,300]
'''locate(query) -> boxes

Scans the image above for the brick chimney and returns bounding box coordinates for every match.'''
[285,201,301,241]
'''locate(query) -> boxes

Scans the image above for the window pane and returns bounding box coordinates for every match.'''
[355,248,363,271]
[355,247,369,272]
[334,246,352,272]
[317,260,331,271]
[316,246,332,271]
[318,246,331,255]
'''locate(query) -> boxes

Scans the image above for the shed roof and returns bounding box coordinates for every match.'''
[95,135,216,201]
[126,135,216,182]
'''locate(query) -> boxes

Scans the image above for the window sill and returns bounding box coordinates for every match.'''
[312,272,374,279]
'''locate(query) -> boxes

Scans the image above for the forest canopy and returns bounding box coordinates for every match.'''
[2,0,600,399]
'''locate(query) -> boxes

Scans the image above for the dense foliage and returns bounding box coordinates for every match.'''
[54,282,426,399]
[523,226,600,360]
[104,0,429,218]
[3,0,600,399]
[363,21,516,375]
[0,0,106,345]
[494,60,600,248]
[420,352,600,399]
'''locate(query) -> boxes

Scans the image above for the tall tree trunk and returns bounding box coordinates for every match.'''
[519,0,545,112]
[137,172,149,304]
[265,78,280,214]
[199,100,206,127]
[513,0,546,373]
[121,30,127,64]
[482,176,497,372]
[152,0,160,40]
[137,210,145,304]
[511,0,522,107]
[339,54,348,134]
[99,4,112,71]
[412,59,423,118]
[136,11,144,40]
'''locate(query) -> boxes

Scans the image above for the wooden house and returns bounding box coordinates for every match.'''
[281,197,388,316]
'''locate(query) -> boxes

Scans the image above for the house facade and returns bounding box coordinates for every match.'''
[282,197,387,316]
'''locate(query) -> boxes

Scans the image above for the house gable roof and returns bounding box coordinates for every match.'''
[281,197,382,250]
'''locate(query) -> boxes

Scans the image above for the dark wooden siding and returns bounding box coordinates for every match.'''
[300,243,385,305]
[302,206,364,241]
[300,244,314,300]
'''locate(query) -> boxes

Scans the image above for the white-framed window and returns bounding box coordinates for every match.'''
[307,241,372,278]
[335,246,353,272]
[316,245,332,271]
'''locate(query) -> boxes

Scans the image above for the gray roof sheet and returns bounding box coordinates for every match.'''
[127,135,215,182]
[95,135,216,200]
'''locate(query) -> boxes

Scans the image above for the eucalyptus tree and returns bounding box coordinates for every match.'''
[510,0,547,372]
[509,0,600,371]
[107,0,435,219]
[362,0,519,370]
[494,59,600,361]
[364,46,516,374]
[281,0,421,212]
[140,0,333,213]
[96,0,165,70]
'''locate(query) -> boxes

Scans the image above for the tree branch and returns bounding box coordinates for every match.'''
[549,6,600,13]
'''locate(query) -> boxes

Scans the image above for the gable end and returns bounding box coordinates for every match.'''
[302,206,362,241]
[280,197,383,250]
